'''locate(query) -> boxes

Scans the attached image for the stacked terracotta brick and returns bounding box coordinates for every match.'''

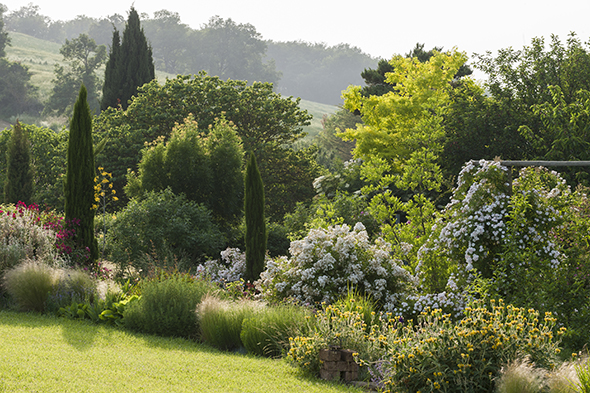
[319,348,359,381]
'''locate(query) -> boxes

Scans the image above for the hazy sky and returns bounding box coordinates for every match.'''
[2,0,590,69]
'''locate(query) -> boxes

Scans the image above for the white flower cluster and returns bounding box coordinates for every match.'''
[419,160,569,286]
[256,223,416,308]
[195,247,246,283]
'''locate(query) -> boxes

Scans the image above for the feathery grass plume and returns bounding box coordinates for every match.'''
[3,260,58,312]
[197,294,261,351]
[495,357,546,393]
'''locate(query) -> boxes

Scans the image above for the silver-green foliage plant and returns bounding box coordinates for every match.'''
[256,222,416,310]
[0,203,61,277]
[3,260,58,312]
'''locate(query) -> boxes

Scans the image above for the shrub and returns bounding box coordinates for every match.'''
[3,260,58,312]
[105,188,225,276]
[46,268,97,313]
[197,295,261,351]
[0,202,61,278]
[257,223,416,310]
[366,300,562,393]
[123,273,218,338]
[241,303,310,358]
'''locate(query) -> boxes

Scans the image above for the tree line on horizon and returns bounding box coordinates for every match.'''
[0,2,376,105]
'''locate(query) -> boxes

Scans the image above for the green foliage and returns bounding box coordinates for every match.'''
[94,72,312,215]
[2,260,58,312]
[573,358,590,393]
[98,293,140,326]
[64,85,98,265]
[4,121,33,204]
[0,6,9,58]
[45,33,106,115]
[314,108,358,170]
[0,122,67,208]
[100,28,122,110]
[519,86,590,185]
[197,295,259,351]
[473,32,590,184]
[46,268,97,313]
[123,273,217,339]
[0,57,41,118]
[101,7,154,110]
[495,359,548,393]
[244,153,266,283]
[106,188,224,275]
[241,303,310,358]
[127,116,244,226]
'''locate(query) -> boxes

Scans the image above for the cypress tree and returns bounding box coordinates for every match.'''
[65,85,98,265]
[4,121,33,204]
[244,152,267,282]
[101,7,154,110]
[100,28,122,110]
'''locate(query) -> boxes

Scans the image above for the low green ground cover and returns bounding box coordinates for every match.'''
[0,310,362,393]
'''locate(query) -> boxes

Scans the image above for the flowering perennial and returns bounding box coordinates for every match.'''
[256,223,415,309]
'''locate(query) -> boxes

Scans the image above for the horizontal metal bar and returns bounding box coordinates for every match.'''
[499,161,590,167]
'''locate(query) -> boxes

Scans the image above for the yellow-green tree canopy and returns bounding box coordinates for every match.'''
[341,49,468,172]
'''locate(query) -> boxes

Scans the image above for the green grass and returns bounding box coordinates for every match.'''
[299,99,338,142]
[5,32,64,102]
[0,310,363,392]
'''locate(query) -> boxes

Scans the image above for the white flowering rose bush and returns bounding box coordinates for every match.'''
[256,223,416,310]
[418,160,571,310]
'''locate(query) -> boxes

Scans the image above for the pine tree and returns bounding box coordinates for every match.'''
[65,85,98,265]
[101,7,154,110]
[244,152,267,282]
[4,121,33,204]
[100,28,121,110]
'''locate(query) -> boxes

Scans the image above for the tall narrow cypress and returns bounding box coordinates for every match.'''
[65,85,98,265]
[100,28,122,110]
[244,152,267,282]
[101,7,154,110]
[4,121,33,204]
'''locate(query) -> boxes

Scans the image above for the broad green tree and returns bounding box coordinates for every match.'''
[4,121,33,204]
[94,72,312,216]
[101,7,154,110]
[341,50,468,267]
[142,10,190,74]
[65,85,98,264]
[125,116,244,226]
[45,33,106,115]
[244,153,266,283]
[192,16,279,84]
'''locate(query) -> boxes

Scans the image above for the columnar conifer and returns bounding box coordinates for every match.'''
[244,152,267,282]
[100,29,122,110]
[101,7,154,110]
[4,121,33,204]
[65,85,98,264]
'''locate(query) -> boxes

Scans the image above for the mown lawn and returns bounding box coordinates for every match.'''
[0,310,363,393]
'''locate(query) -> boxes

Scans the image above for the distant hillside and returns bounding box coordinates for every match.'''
[3,32,338,138]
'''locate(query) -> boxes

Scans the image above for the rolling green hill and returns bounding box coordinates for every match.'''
[3,32,338,139]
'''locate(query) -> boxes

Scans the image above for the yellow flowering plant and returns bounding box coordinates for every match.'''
[360,299,562,392]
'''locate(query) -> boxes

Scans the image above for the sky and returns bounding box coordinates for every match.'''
[2,0,590,79]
